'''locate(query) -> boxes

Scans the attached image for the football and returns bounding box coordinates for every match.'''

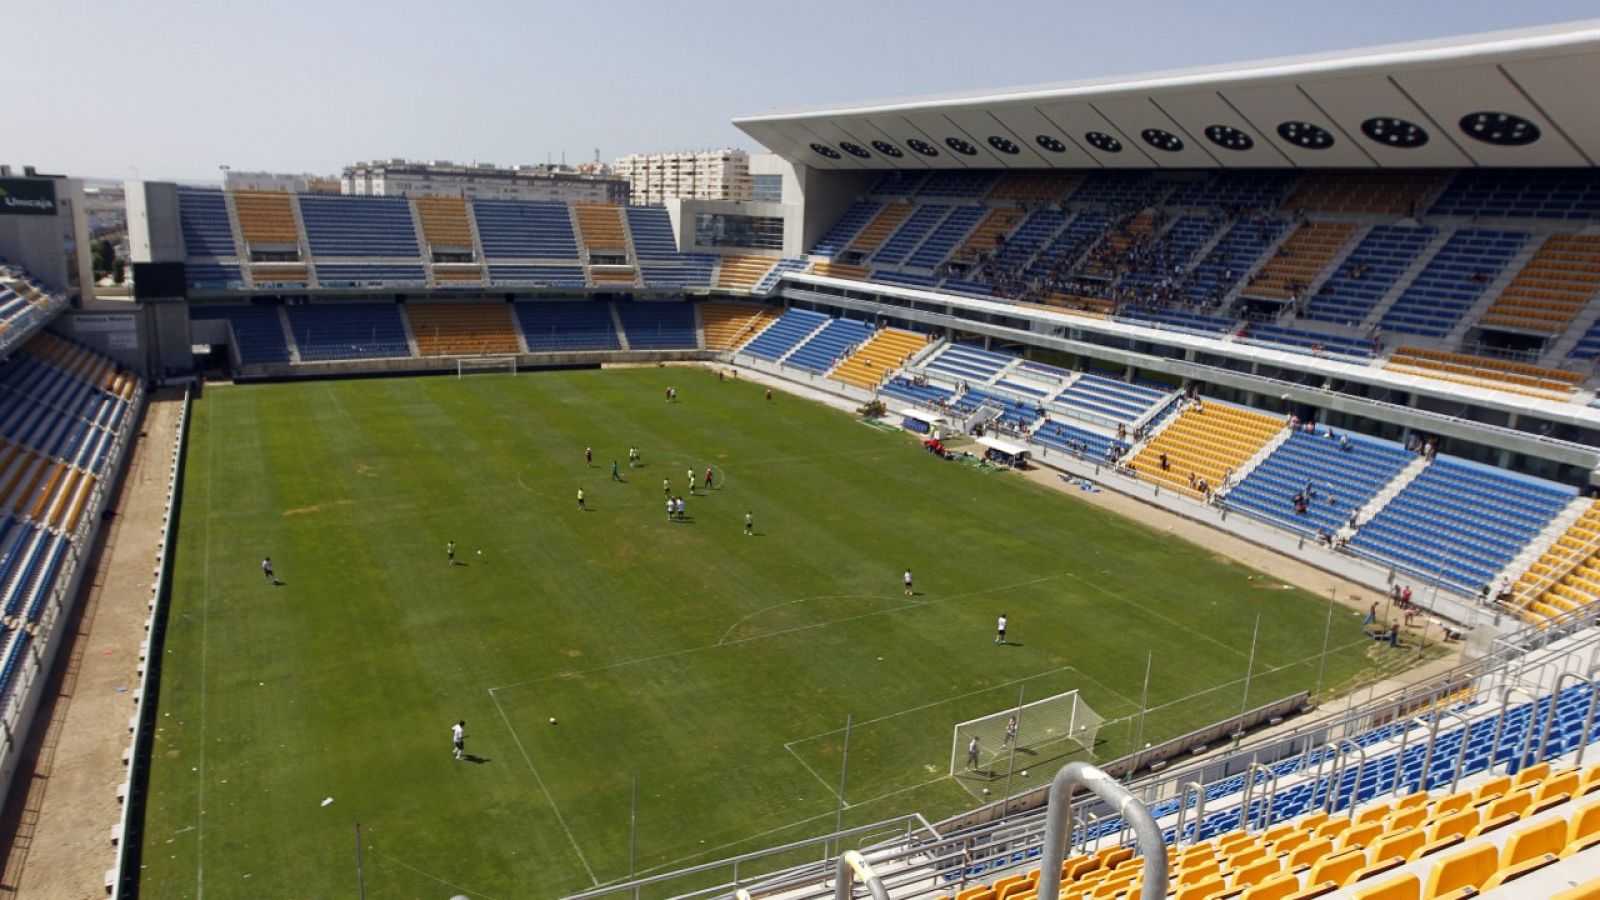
[549,717,558,725]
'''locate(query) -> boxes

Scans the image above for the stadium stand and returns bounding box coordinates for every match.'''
[1227,430,1414,537]
[1514,498,1600,624]
[1477,234,1600,335]
[1386,347,1584,397]
[413,195,475,251]
[1286,172,1441,214]
[514,301,621,352]
[907,206,987,269]
[871,170,926,196]
[917,171,999,199]
[753,258,807,293]
[830,327,930,389]
[285,303,411,361]
[873,205,952,267]
[1054,374,1169,425]
[952,208,1026,263]
[232,189,301,247]
[473,199,580,259]
[1349,455,1576,592]
[921,343,1014,383]
[985,171,1079,203]
[701,301,778,351]
[313,264,427,287]
[1381,229,1528,337]
[406,302,521,356]
[1130,401,1281,499]
[715,255,778,291]
[297,194,420,258]
[809,201,882,256]
[573,203,628,251]
[1429,168,1600,220]
[740,307,829,361]
[785,317,875,375]
[1304,226,1436,326]
[1242,221,1357,300]
[189,304,291,364]
[614,301,697,350]
[849,203,914,253]
[175,187,238,258]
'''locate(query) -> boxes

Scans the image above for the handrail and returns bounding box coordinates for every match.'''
[1239,763,1277,833]
[1037,763,1168,900]
[1490,686,1542,777]
[1537,672,1596,766]
[832,850,889,900]
[1173,781,1205,847]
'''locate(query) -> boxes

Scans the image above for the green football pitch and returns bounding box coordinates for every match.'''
[137,366,1409,898]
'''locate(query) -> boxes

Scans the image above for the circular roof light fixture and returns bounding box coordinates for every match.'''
[1035,134,1068,153]
[1459,111,1541,146]
[839,141,871,159]
[1204,124,1254,151]
[1360,117,1429,148]
[945,136,979,156]
[1140,128,1184,153]
[987,135,1021,155]
[1277,121,1335,150]
[906,137,940,157]
[810,143,842,160]
[1084,131,1123,153]
[871,140,905,158]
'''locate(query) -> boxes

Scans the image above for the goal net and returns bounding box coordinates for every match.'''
[950,689,1104,780]
[456,356,518,378]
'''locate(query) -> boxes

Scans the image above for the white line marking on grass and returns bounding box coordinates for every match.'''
[488,688,599,886]
[488,572,1070,693]
[717,595,903,645]
[784,743,840,798]
[364,843,503,900]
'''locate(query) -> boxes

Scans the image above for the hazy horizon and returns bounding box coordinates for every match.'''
[10,1,1597,183]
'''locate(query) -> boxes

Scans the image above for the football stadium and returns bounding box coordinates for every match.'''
[6,14,1600,900]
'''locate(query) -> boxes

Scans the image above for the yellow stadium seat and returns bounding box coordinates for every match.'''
[1229,855,1281,888]
[1511,762,1551,792]
[956,887,994,900]
[1481,816,1566,890]
[1338,822,1383,852]
[1422,842,1496,899]
[1393,792,1431,812]
[1351,871,1420,900]
[1284,883,1340,900]
[1308,846,1368,887]
[1175,874,1227,900]
[1386,806,1428,833]
[1471,774,1511,805]
[1239,871,1300,900]
[1429,791,1473,817]
[1568,796,1600,855]
[1288,837,1335,871]
[1355,803,1392,826]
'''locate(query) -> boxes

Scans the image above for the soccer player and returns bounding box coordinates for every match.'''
[687,468,696,496]
[447,541,456,566]
[611,460,622,482]
[704,467,714,490]
[966,735,980,770]
[765,388,773,401]
[666,496,675,521]
[452,720,466,761]
[996,613,1008,645]
[629,446,640,467]
[903,569,914,596]
[585,447,593,467]
[1003,716,1018,746]
[577,487,585,510]
[261,557,274,583]
[744,511,753,536]
[662,478,671,497]
[677,495,686,521]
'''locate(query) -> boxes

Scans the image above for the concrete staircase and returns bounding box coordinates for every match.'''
[1495,494,1595,595]
[275,307,302,364]
[1447,233,1541,345]
[1351,454,1430,528]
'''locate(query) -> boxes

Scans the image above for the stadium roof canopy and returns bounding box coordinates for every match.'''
[733,21,1600,171]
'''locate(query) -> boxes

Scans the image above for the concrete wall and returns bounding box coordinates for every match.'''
[0,176,89,299]
[791,166,878,257]
[125,181,184,264]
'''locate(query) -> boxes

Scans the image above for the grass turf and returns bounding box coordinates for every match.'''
[137,366,1406,898]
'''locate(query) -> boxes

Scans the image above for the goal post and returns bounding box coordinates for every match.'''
[456,356,518,378]
[950,689,1104,779]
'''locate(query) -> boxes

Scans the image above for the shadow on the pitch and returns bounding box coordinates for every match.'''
[269,579,285,587]
[996,640,1022,647]
[462,754,491,765]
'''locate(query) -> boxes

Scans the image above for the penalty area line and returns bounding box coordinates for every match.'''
[488,687,599,886]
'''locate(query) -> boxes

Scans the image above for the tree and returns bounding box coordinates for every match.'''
[93,239,114,278]
[112,259,126,285]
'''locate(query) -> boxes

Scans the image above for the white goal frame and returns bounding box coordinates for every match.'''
[950,688,1104,778]
[456,356,519,378]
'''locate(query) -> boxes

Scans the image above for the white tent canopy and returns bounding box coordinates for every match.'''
[976,435,1029,457]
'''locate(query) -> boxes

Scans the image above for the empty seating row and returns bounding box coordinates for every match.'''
[474,199,579,259]
[516,301,620,352]
[298,194,419,258]
[1228,431,1414,536]
[786,317,875,375]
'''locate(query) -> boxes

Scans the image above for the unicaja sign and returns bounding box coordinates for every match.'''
[0,179,57,216]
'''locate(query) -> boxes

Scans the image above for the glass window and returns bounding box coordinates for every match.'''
[752,174,783,203]
[694,213,784,250]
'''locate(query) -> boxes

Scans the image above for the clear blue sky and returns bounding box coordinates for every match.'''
[11,1,1597,181]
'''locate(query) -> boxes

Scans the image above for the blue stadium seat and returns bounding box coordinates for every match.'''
[474,199,580,259]
[615,301,697,350]
[514,301,621,352]
[298,195,419,258]
[190,305,291,364]
[286,303,411,361]
[1228,431,1414,537]
[787,318,875,374]
[742,308,829,361]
